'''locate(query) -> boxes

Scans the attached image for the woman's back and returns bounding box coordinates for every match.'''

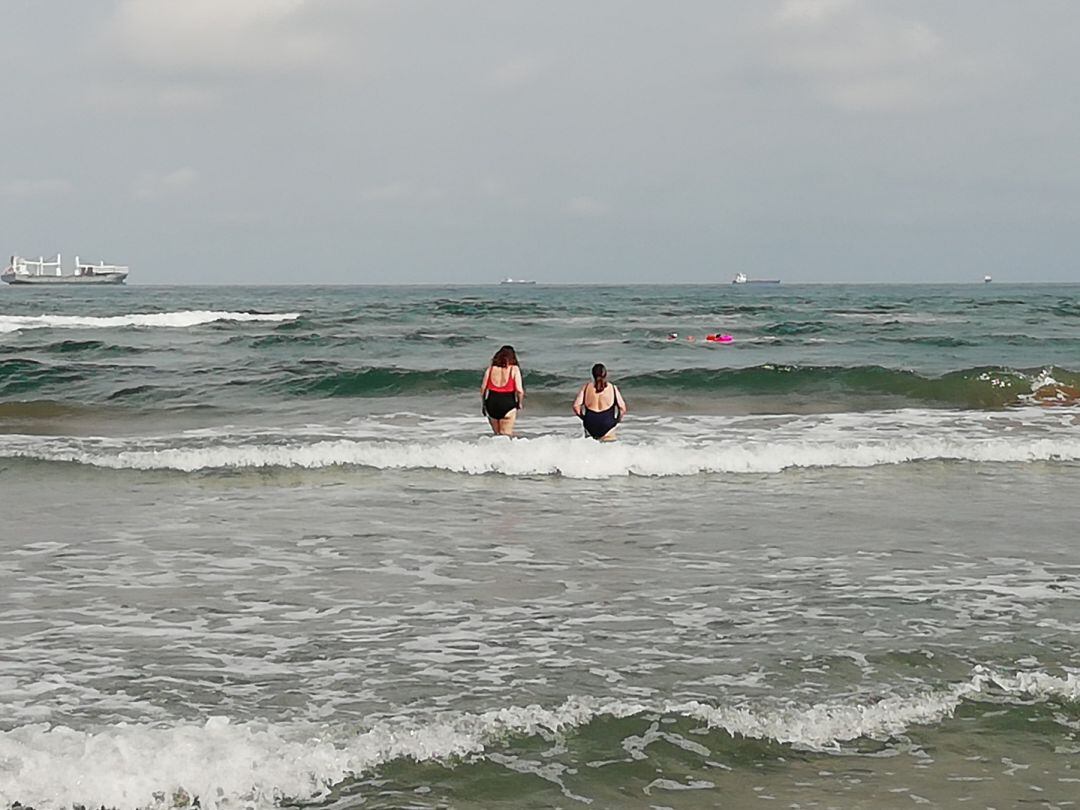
[487,365,516,390]
[481,345,524,436]
[574,363,626,441]
[582,384,616,411]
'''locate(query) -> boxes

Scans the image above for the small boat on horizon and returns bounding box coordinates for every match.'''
[2,254,129,285]
[984,275,993,283]
[499,277,537,285]
[732,272,780,285]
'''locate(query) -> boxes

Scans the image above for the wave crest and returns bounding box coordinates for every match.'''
[4,429,1080,477]
[1,667,1076,810]
[0,311,299,334]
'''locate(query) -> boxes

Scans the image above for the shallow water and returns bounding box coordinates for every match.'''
[2,284,1079,809]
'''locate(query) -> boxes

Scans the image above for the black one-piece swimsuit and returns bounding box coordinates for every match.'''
[485,390,518,420]
[581,387,620,439]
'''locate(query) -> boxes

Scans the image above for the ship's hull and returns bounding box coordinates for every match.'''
[732,273,781,285]
[2,272,127,285]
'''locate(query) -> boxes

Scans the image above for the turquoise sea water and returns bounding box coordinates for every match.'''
[2,284,1079,809]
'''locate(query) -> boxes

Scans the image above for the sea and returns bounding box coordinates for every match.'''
[1,283,1079,810]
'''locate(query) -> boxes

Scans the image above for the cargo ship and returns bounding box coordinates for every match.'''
[732,272,780,285]
[2,254,129,285]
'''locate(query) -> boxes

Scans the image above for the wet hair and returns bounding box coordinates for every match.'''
[592,363,608,393]
[491,345,518,368]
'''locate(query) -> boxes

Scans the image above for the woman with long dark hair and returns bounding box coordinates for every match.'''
[572,363,627,441]
[480,345,525,436]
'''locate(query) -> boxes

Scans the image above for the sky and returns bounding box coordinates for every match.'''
[2,0,1079,284]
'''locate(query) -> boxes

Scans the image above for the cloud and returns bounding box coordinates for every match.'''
[131,167,198,200]
[765,2,970,112]
[488,56,552,90]
[104,0,343,75]
[0,178,73,198]
[359,182,445,204]
[566,196,610,218]
[85,83,221,114]
[773,0,856,26]
[479,179,507,198]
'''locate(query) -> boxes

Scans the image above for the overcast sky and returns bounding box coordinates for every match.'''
[2,1,1078,284]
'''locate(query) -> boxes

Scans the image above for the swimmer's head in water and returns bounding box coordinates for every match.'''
[492,345,518,367]
[592,362,608,392]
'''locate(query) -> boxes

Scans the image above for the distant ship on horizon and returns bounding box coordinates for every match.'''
[732,272,780,285]
[499,277,536,285]
[2,254,129,285]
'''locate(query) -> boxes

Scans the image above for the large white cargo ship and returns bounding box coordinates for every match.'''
[2,254,129,285]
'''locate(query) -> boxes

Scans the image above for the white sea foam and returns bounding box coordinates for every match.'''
[969,666,1080,701]
[679,667,1080,750]
[1,667,1076,810]
[4,409,1079,477]
[1030,367,1061,389]
[3,431,1080,477]
[0,311,299,333]
[831,311,968,325]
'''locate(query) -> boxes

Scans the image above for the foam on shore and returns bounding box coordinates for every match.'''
[1,667,1076,810]
[3,431,1080,477]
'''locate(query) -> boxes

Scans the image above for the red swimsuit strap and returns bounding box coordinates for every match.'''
[487,367,517,393]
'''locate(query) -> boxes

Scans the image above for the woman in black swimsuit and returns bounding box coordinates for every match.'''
[480,345,525,436]
[572,363,627,441]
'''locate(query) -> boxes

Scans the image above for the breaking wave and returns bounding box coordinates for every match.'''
[3,359,1078,409]
[0,311,299,334]
[0,667,1076,810]
[4,429,1080,477]
[266,364,1080,408]
[621,364,1080,409]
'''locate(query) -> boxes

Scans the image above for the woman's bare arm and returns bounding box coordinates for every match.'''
[572,384,586,416]
[514,366,525,409]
